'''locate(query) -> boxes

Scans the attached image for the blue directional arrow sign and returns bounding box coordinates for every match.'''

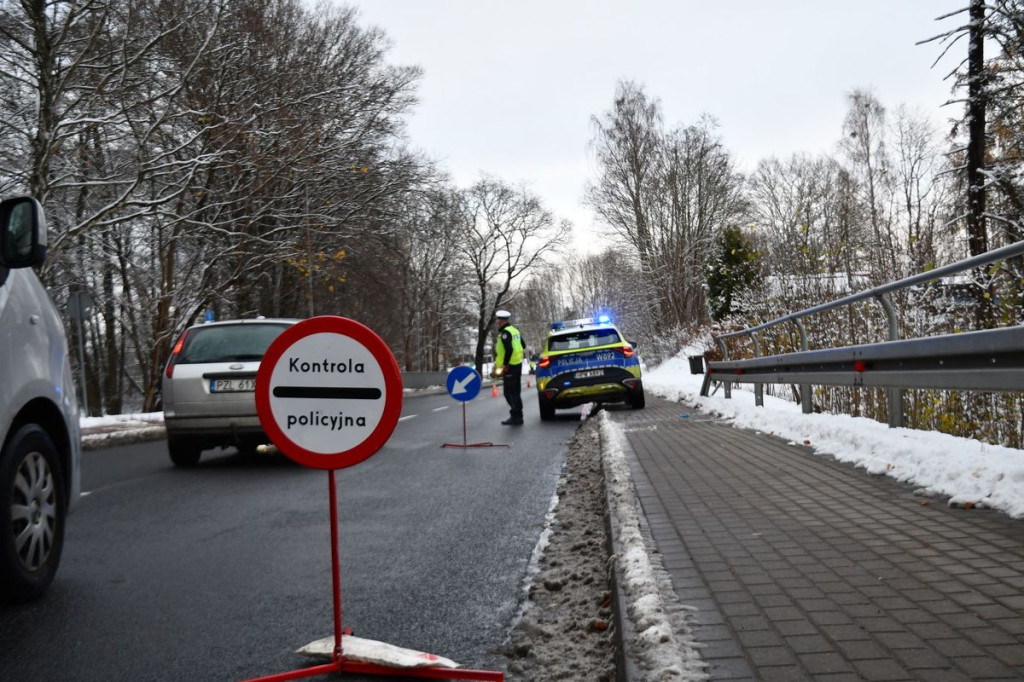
[446,366,482,402]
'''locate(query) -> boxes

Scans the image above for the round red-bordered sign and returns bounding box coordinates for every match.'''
[255,316,403,469]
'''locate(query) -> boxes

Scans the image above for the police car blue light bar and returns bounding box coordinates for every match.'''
[550,314,614,330]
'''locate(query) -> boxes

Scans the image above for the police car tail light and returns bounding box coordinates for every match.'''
[622,378,639,389]
[544,389,559,399]
[617,345,635,359]
[165,330,189,379]
[538,356,551,369]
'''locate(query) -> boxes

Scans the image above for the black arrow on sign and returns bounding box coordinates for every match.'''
[273,387,382,400]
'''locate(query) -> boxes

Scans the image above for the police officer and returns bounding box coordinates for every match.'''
[494,309,524,425]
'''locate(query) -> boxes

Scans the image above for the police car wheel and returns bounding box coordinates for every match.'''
[631,390,646,409]
[538,397,555,421]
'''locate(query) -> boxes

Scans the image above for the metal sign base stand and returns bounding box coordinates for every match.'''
[442,403,508,449]
[241,470,503,682]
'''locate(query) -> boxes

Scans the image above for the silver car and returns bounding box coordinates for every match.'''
[0,196,81,603]
[161,318,298,467]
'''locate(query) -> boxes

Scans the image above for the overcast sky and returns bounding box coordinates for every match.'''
[343,1,967,251]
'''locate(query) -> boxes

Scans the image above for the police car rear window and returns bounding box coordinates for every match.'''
[548,328,621,352]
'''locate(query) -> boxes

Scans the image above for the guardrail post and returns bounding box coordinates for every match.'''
[793,319,813,414]
[875,293,904,428]
[751,334,763,407]
[716,336,731,399]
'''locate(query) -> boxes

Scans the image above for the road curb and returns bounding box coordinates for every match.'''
[600,426,641,682]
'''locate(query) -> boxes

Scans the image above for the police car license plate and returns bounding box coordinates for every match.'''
[575,369,603,379]
[210,378,256,393]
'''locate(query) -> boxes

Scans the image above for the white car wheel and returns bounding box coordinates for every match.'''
[0,424,66,603]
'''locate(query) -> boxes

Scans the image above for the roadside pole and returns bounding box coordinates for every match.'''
[68,291,93,416]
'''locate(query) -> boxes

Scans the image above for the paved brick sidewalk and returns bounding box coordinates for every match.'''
[609,396,1024,682]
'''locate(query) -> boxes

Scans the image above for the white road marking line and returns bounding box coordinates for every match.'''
[82,491,92,497]
[399,414,418,421]
[432,406,449,412]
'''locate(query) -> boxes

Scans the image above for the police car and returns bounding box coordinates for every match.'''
[535,315,644,420]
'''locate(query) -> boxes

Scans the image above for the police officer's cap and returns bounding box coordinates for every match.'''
[496,309,511,319]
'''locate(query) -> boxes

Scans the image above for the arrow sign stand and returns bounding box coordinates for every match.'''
[442,366,507,449]
[442,402,509,449]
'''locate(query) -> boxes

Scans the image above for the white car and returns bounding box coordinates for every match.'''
[0,196,82,603]
[161,318,298,467]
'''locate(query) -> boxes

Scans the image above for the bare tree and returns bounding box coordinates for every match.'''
[356,185,470,371]
[0,0,427,412]
[124,0,425,409]
[460,176,570,376]
[516,250,656,360]
[563,249,657,348]
[0,0,223,256]
[839,89,899,280]
[747,154,860,296]
[0,0,228,413]
[585,81,661,277]
[586,81,741,335]
[513,263,571,357]
[891,105,950,274]
[655,117,743,325]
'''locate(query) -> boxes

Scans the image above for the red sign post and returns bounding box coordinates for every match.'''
[248,316,502,682]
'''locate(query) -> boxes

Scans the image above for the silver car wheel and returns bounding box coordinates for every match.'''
[11,450,57,572]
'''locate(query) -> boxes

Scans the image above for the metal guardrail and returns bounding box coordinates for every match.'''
[700,240,1024,427]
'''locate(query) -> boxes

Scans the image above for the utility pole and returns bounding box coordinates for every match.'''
[306,193,315,317]
[69,291,93,416]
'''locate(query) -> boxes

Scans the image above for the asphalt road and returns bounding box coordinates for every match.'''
[0,384,581,681]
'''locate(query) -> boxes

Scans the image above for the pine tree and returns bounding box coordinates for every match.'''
[706,225,761,321]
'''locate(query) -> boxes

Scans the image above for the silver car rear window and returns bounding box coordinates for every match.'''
[548,328,621,352]
[178,323,291,364]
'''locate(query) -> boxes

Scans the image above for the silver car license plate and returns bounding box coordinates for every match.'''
[575,369,603,379]
[210,377,256,393]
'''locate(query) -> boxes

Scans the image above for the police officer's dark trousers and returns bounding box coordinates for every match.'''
[503,365,523,423]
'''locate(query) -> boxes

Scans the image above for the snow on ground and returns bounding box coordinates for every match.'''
[645,346,1024,519]
[81,412,165,429]
[79,412,166,450]
[600,412,709,681]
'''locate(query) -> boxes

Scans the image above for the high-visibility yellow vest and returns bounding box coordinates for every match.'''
[496,324,524,366]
